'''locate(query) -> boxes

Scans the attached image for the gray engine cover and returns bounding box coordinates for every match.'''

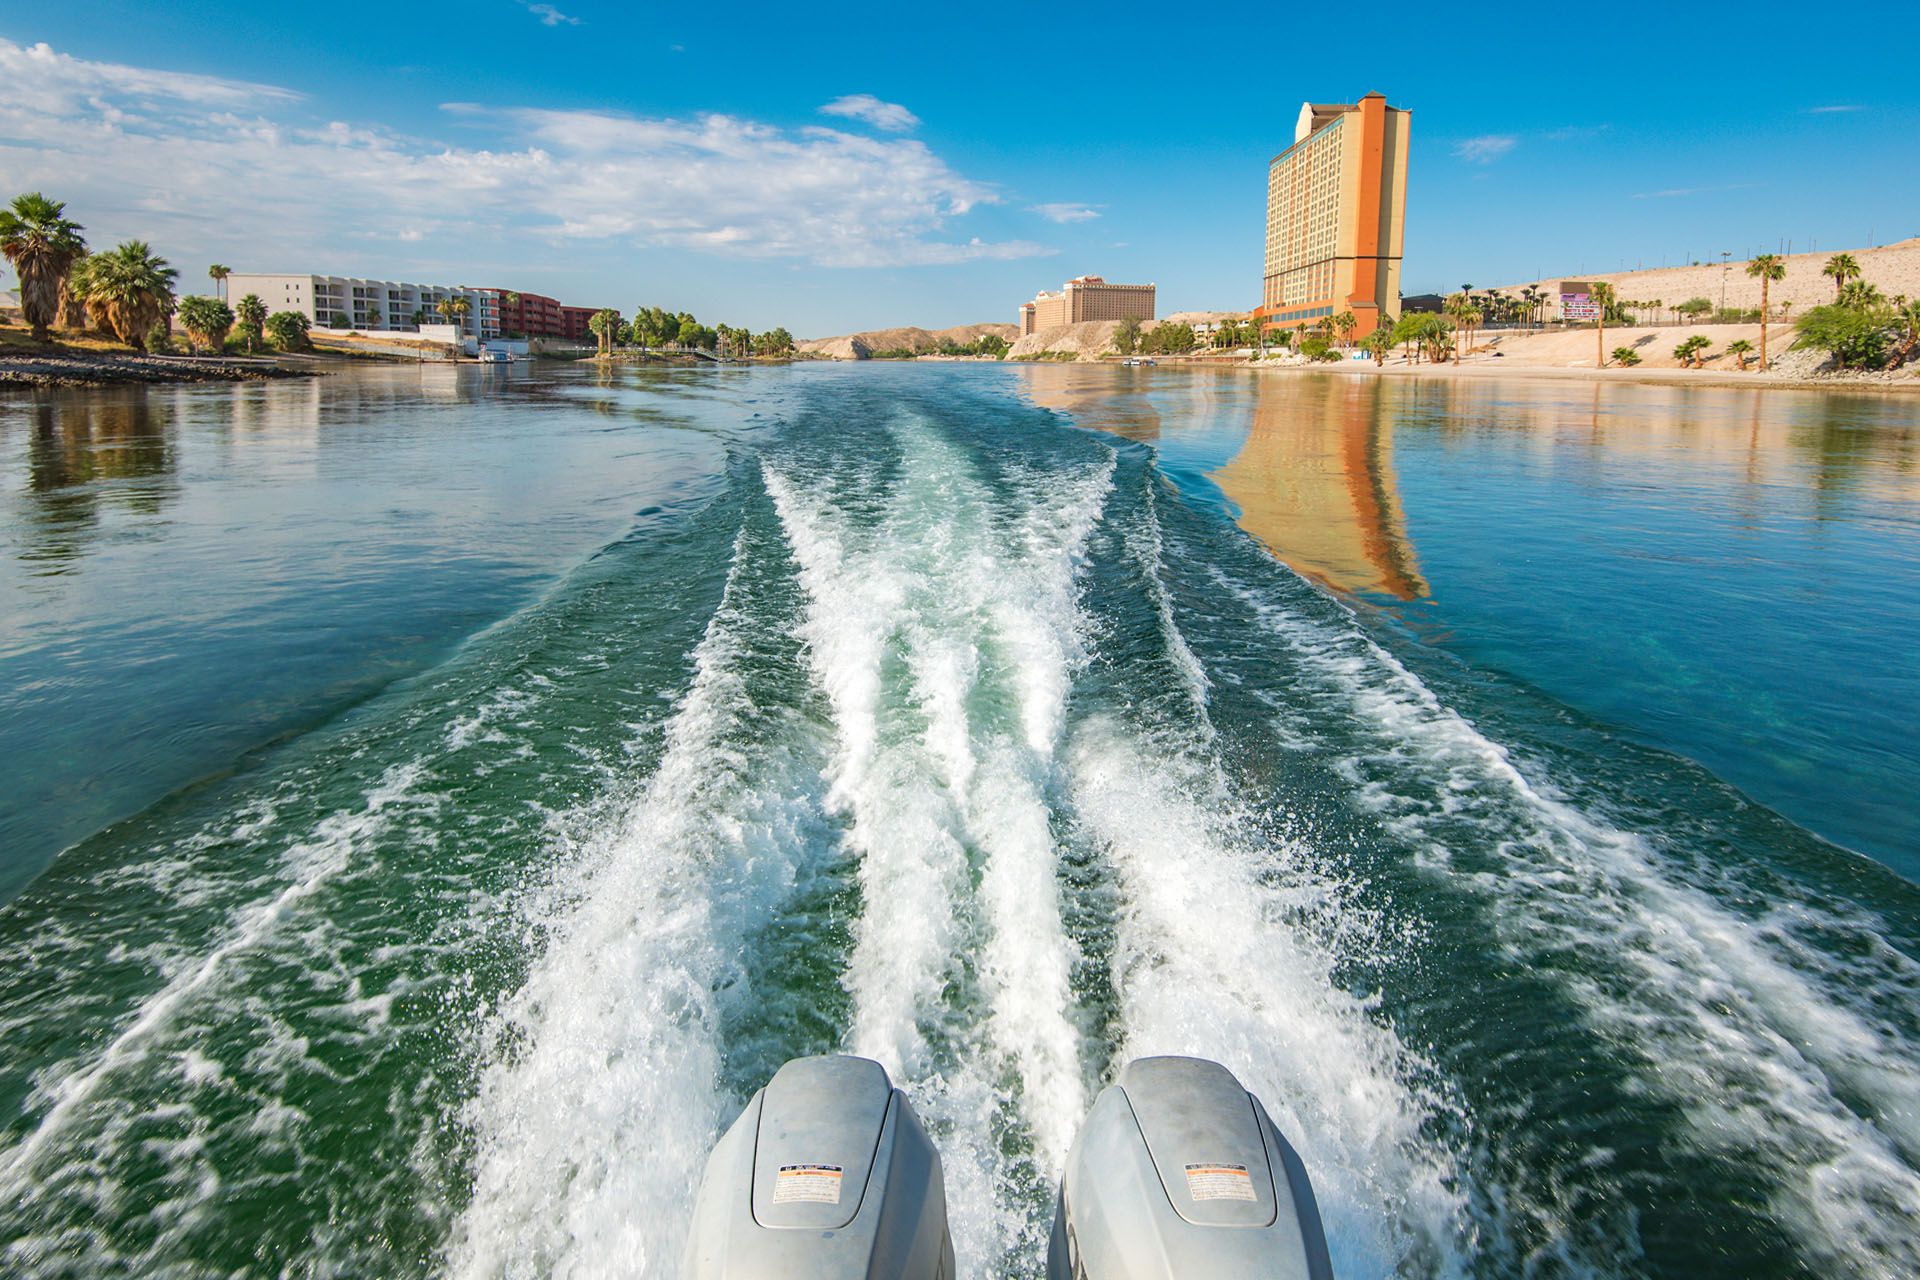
[1048,1056,1334,1279]
[684,1055,955,1279]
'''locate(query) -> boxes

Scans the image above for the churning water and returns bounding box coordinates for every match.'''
[1,363,1917,1277]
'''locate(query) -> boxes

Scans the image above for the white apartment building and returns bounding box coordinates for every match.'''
[222,274,501,338]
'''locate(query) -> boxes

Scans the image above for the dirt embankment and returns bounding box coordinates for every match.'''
[1271,322,1918,391]
[0,349,315,388]
[1497,237,1920,321]
[795,323,1018,360]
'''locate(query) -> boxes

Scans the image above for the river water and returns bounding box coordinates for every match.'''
[1,363,1916,1278]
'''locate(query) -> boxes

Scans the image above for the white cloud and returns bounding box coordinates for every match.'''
[1808,104,1863,113]
[0,38,1042,271]
[1453,134,1517,163]
[1029,202,1101,224]
[818,94,920,133]
[0,38,296,112]
[523,2,580,25]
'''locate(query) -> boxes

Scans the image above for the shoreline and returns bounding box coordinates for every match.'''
[0,348,317,389]
[1243,356,1920,395]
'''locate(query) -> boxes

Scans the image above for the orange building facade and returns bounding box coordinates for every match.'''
[1258,93,1410,339]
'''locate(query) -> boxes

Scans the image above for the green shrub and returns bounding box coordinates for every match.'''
[1794,302,1894,368]
[1298,332,1336,361]
[1611,346,1642,366]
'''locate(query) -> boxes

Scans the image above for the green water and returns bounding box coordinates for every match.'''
[1,363,1916,1278]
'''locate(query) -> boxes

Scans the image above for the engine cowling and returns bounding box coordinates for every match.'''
[1048,1056,1334,1280]
[683,1055,955,1279]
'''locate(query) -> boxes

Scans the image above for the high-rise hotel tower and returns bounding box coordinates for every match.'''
[1259,93,1410,339]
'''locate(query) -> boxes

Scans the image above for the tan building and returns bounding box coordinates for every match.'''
[1018,275,1156,335]
[1259,93,1410,339]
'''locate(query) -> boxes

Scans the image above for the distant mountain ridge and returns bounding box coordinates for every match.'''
[795,322,1019,360]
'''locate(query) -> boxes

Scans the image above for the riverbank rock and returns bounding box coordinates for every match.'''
[1007,320,1122,361]
[795,323,1017,360]
[0,350,314,388]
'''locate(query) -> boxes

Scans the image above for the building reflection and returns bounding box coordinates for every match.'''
[1212,376,1427,600]
[1010,363,1166,441]
[21,393,178,571]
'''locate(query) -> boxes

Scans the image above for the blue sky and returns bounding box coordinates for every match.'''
[2,2,1914,335]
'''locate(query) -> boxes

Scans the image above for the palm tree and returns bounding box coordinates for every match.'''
[437,295,472,333]
[1674,335,1713,368]
[1822,252,1861,298]
[60,254,98,331]
[1838,279,1885,310]
[177,295,234,353]
[587,308,618,356]
[1744,254,1785,370]
[235,293,267,353]
[82,240,179,350]
[0,192,88,342]
[1527,285,1548,332]
[207,263,229,301]
[1592,282,1617,367]
[1333,310,1357,349]
[1890,297,1920,368]
[1444,292,1471,364]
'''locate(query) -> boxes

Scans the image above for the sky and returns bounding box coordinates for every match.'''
[1,3,1914,336]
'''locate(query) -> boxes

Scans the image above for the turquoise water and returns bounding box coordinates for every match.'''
[1,363,1916,1277]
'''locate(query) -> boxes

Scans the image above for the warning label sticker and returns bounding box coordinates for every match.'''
[1183,1162,1257,1202]
[773,1164,844,1205]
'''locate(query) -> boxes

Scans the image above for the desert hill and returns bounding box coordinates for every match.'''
[1007,310,1250,362]
[796,322,1018,360]
[1495,237,1920,321]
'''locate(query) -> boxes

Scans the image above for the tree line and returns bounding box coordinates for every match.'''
[585,305,794,359]
[3,190,802,362]
[0,190,323,355]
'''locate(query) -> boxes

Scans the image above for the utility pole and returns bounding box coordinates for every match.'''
[1720,252,1731,311]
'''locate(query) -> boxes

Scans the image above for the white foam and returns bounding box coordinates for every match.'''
[1224,570,1920,1275]
[764,423,1114,1264]
[448,529,815,1279]
[1127,479,1213,720]
[1068,714,1471,1276]
[0,762,424,1197]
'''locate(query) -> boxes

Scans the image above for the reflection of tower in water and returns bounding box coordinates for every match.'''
[1211,378,1427,600]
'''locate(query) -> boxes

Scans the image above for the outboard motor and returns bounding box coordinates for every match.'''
[684,1055,956,1279]
[1048,1056,1334,1279]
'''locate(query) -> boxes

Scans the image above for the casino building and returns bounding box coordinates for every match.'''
[1018,275,1156,335]
[1258,93,1411,339]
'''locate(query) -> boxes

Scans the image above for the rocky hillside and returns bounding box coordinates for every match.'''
[1006,321,1121,362]
[796,322,1018,361]
[1007,310,1249,362]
